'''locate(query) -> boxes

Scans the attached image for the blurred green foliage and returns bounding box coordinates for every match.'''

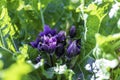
[0,0,120,80]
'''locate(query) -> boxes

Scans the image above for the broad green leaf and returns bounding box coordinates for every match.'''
[0,47,14,68]
[82,3,107,54]
[27,46,39,63]
[0,60,3,70]
[84,13,100,55]
[93,33,120,61]
[111,68,120,80]
[0,7,17,52]
[79,2,114,80]
[2,62,33,80]
[95,33,120,47]
[99,15,120,36]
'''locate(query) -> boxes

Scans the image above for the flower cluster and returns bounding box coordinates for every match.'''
[30,25,65,54]
[85,58,119,80]
[30,25,80,63]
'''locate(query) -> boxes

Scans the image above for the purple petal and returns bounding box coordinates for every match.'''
[49,42,57,49]
[44,25,51,35]
[36,37,40,43]
[67,40,80,58]
[68,39,72,46]
[50,29,57,36]
[41,44,49,52]
[48,37,57,53]
[70,26,76,38]
[43,35,49,43]
[39,32,45,36]
[30,41,38,48]
[37,43,42,50]
[30,37,40,48]
[57,31,66,42]
[49,36,57,43]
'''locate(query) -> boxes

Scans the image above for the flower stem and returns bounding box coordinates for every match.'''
[81,0,87,41]
[39,0,45,27]
[0,46,13,55]
[10,36,18,52]
[70,56,79,69]
[0,29,6,47]
[57,74,61,80]
[50,54,53,67]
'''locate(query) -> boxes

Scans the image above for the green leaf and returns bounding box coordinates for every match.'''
[17,44,29,62]
[0,47,14,68]
[99,15,120,36]
[0,7,18,52]
[95,33,120,47]
[46,67,55,79]
[2,62,33,80]
[27,46,39,62]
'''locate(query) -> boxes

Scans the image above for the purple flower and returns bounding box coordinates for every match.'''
[57,31,66,43]
[38,25,58,53]
[39,25,57,36]
[30,25,66,55]
[40,36,57,53]
[30,37,40,48]
[69,26,76,38]
[67,40,80,58]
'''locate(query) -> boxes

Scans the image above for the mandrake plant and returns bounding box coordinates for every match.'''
[0,0,120,80]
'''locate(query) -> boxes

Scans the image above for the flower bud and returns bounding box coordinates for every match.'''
[69,26,76,38]
[67,40,80,58]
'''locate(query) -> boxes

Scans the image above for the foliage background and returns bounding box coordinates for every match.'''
[0,0,120,80]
